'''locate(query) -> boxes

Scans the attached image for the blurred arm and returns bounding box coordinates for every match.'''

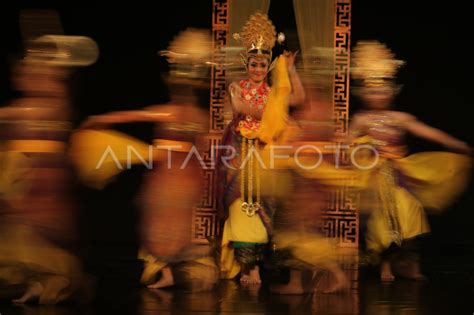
[80,109,173,129]
[403,113,471,154]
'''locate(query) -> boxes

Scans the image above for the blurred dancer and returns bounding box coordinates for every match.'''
[72,29,218,291]
[348,41,471,282]
[0,41,94,304]
[267,145,351,294]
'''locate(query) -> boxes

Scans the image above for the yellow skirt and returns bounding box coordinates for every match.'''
[365,185,430,253]
[357,152,471,253]
[219,198,269,279]
[288,150,471,254]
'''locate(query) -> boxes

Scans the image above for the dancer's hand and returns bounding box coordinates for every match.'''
[449,140,472,155]
[229,82,245,112]
[79,115,112,129]
[229,82,242,100]
[283,50,299,72]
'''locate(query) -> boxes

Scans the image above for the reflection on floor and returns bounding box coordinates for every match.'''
[2,267,474,315]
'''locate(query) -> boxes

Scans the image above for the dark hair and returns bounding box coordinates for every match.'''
[248,49,271,56]
[247,55,271,65]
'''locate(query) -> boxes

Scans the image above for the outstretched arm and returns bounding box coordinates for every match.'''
[0,107,18,120]
[80,109,173,129]
[403,113,471,154]
[285,51,305,106]
[0,104,61,121]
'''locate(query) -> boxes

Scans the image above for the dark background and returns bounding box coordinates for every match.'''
[1,0,473,308]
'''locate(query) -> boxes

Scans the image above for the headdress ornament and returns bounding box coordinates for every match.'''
[351,40,404,87]
[233,12,284,64]
[159,28,212,79]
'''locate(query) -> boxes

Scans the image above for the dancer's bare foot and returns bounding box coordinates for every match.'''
[321,266,350,294]
[39,276,71,304]
[408,261,426,282]
[147,267,174,289]
[381,261,395,282]
[240,273,250,284]
[271,270,307,295]
[247,266,262,285]
[395,261,427,282]
[12,281,44,304]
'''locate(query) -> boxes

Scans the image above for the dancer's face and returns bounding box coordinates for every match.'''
[362,86,394,110]
[12,62,67,97]
[247,57,269,84]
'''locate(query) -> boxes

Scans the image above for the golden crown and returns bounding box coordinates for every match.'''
[233,12,284,61]
[159,28,212,79]
[351,40,404,87]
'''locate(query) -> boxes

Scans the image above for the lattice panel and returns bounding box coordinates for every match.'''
[322,0,356,246]
[320,172,358,246]
[209,0,229,133]
[192,135,222,243]
[192,207,221,244]
[192,0,229,243]
[210,65,227,132]
[319,212,358,245]
[333,0,351,136]
[335,0,351,28]
[327,184,358,213]
[199,135,222,209]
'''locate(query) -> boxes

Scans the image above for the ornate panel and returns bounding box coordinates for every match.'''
[321,0,357,247]
[192,207,221,244]
[209,0,229,133]
[192,0,229,243]
[333,0,351,136]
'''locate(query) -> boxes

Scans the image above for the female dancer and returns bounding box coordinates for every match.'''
[348,41,471,281]
[218,12,305,285]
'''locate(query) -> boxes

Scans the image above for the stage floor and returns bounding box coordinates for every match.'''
[1,267,473,315]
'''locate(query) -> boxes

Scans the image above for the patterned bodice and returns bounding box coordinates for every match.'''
[236,79,270,133]
[361,111,407,158]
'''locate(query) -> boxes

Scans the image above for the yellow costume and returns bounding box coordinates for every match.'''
[218,12,293,279]
[348,41,471,261]
[219,53,292,279]
[350,135,471,256]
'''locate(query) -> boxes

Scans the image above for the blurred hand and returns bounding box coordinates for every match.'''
[283,50,299,71]
[79,115,111,129]
[229,83,243,101]
[456,141,472,156]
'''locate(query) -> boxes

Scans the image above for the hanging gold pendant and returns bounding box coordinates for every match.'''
[239,137,263,217]
[252,202,262,212]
